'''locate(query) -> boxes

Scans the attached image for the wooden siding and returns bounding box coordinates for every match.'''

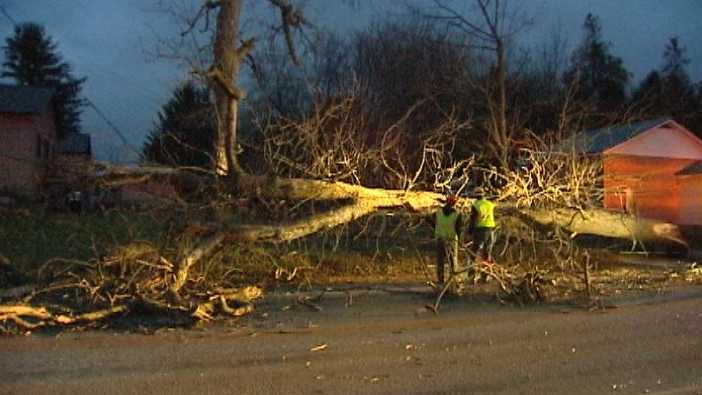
[0,111,56,194]
[602,121,702,226]
[677,175,702,226]
[603,155,697,224]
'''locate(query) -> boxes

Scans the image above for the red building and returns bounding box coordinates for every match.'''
[572,118,702,226]
[0,84,56,195]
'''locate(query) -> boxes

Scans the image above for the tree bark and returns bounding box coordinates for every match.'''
[170,231,228,296]
[520,207,686,246]
[212,0,244,176]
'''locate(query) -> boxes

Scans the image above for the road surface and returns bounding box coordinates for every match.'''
[1,286,701,394]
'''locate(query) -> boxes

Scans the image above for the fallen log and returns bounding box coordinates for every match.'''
[91,165,688,243]
[192,286,263,321]
[0,304,128,332]
[55,305,128,324]
[0,304,51,320]
[194,179,687,246]
[170,232,227,296]
[520,207,687,246]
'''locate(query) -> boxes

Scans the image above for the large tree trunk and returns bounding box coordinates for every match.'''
[209,0,303,178]
[495,39,509,168]
[520,207,686,246]
[212,0,244,177]
[96,166,687,247]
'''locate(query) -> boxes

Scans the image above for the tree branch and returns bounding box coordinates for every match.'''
[181,0,221,37]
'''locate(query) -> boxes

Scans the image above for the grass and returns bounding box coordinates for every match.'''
[0,206,433,288]
[0,208,173,273]
[0,204,583,287]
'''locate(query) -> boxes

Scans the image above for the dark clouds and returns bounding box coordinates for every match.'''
[1,0,701,162]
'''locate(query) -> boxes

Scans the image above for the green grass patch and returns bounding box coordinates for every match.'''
[0,208,173,272]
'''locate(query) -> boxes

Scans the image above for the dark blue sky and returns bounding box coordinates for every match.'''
[1,0,701,162]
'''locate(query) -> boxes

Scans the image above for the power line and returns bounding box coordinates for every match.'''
[84,98,141,158]
[0,5,17,27]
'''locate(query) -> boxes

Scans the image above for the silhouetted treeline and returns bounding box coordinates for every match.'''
[144,10,702,177]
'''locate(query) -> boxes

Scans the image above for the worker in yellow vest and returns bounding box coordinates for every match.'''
[434,193,463,286]
[468,186,496,263]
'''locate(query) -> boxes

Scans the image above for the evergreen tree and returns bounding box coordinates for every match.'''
[662,37,690,78]
[2,22,85,139]
[142,81,215,168]
[564,13,631,114]
[660,37,696,110]
[632,37,699,130]
[632,70,664,111]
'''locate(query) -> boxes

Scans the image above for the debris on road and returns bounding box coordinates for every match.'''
[310,343,328,352]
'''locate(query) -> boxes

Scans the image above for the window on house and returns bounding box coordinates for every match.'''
[43,140,50,160]
[35,134,52,161]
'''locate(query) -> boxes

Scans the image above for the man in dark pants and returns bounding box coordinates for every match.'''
[434,194,463,286]
[469,187,496,263]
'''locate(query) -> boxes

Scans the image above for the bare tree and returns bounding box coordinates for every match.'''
[168,0,310,178]
[419,0,532,168]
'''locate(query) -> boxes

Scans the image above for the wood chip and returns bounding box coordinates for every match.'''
[310,343,328,352]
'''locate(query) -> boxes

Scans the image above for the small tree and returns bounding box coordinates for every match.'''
[142,81,215,168]
[1,22,85,139]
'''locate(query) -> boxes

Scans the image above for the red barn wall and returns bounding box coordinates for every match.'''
[677,175,702,226]
[0,111,56,194]
[603,154,697,224]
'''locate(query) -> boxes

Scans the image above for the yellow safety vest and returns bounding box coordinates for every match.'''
[473,199,496,228]
[435,210,459,240]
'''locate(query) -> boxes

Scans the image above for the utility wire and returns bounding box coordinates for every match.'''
[0,5,17,27]
[85,98,141,158]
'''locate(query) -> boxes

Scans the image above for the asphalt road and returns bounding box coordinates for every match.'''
[1,286,701,395]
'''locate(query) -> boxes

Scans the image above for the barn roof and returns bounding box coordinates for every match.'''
[677,160,702,175]
[58,132,92,155]
[0,84,54,114]
[565,118,672,154]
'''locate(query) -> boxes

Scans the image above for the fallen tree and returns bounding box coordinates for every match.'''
[87,166,689,304]
[93,165,687,244]
[2,1,690,332]
[520,207,686,246]
[2,162,689,333]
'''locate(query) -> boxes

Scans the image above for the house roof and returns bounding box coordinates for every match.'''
[0,84,54,114]
[58,132,92,155]
[677,161,702,175]
[564,118,673,154]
